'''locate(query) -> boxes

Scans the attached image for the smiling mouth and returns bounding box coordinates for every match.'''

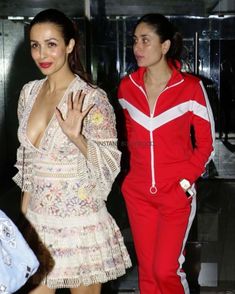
[39,62,52,68]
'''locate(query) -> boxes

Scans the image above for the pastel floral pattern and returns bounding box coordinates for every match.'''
[91,110,104,125]
[12,76,131,288]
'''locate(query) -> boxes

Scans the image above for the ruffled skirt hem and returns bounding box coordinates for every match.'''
[41,265,132,288]
[26,206,132,288]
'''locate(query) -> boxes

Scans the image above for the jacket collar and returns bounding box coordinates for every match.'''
[129,60,184,89]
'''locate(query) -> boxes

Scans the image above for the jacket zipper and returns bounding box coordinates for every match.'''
[129,75,184,195]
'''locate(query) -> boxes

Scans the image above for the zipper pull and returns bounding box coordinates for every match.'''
[150,185,157,194]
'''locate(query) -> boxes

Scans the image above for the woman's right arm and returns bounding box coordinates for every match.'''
[21,192,30,214]
[13,82,35,212]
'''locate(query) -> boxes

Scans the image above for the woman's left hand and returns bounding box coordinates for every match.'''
[55,90,94,144]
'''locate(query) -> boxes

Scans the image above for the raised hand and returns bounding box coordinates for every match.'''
[55,90,94,145]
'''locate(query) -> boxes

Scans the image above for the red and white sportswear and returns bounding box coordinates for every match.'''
[118,65,215,194]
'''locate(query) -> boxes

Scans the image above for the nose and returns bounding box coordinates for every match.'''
[39,46,47,59]
[133,40,142,50]
[133,40,142,53]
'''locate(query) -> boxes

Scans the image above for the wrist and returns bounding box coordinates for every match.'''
[179,178,194,197]
[72,133,86,144]
[72,134,88,157]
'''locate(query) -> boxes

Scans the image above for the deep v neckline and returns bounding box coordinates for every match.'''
[25,76,77,151]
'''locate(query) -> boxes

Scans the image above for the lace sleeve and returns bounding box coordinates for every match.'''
[17,81,35,122]
[83,89,121,200]
[12,146,34,192]
[12,82,35,192]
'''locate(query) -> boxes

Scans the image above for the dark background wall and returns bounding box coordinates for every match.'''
[0,1,235,292]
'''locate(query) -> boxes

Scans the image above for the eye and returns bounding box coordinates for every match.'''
[48,42,57,48]
[30,42,38,49]
[132,37,138,45]
[142,37,149,44]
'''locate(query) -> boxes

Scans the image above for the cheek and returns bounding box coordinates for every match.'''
[31,50,38,61]
[149,46,161,57]
[133,44,142,55]
[51,48,66,59]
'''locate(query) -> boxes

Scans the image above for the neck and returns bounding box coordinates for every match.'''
[46,68,75,93]
[145,62,172,86]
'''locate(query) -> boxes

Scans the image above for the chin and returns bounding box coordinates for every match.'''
[136,62,144,67]
[39,68,53,75]
[136,60,147,67]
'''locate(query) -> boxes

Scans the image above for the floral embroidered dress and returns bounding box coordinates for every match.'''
[13,76,131,288]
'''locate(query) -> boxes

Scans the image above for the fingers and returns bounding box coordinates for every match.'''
[55,107,64,125]
[69,90,94,115]
[83,103,95,118]
[73,90,85,110]
[68,92,73,111]
[67,90,85,111]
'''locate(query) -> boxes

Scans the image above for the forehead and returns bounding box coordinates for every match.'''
[134,22,156,37]
[30,22,63,40]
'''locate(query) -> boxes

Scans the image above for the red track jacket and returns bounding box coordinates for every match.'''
[118,65,215,194]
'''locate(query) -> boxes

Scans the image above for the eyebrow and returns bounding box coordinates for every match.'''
[30,38,59,42]
[133,34,150,38]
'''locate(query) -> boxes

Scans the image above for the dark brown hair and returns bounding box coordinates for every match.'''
[29,8,91,82]
[135,13,183,66]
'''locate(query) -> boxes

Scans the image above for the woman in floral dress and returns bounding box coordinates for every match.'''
[13,8,131,294]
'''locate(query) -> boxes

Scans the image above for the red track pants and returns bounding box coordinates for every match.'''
[122,178,196,294]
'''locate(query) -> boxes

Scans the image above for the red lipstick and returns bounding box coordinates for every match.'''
[39,62,52,69]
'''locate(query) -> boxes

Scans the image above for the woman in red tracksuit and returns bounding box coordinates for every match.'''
[118,14,215,294]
